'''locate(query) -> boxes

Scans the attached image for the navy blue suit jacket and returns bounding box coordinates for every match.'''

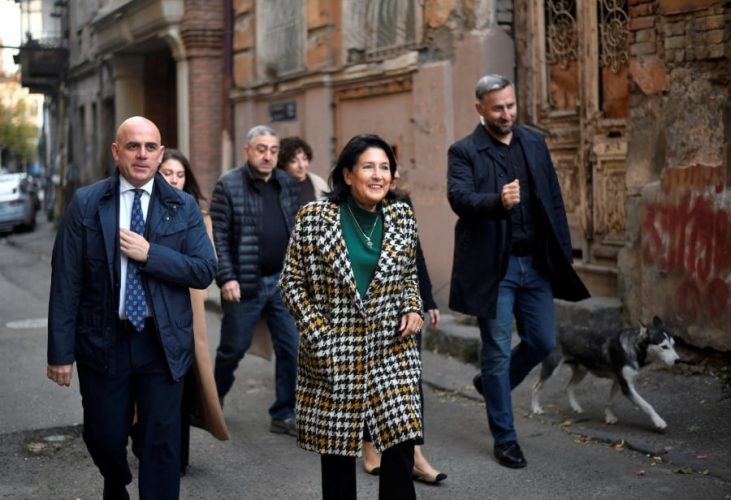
[48,171,217,381]
[447,124,589,318]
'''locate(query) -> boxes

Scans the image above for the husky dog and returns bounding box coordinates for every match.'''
[531,317,680,430]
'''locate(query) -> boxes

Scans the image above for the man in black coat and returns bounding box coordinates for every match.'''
[447,75,589,469]
[210,125,301,436]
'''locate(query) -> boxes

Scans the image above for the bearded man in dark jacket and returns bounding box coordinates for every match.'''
[447,75,589,470]
[210,125,301,436]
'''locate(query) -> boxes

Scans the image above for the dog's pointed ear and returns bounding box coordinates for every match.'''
[638,325,648,341]
[653,316,662,328]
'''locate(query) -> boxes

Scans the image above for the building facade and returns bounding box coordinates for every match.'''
[16,0,730,351]
[230,0,516,319]
[17,0,227,209]
[515,0,730,350]
[230,0,730,351]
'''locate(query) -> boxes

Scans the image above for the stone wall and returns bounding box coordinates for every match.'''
[621,0,731,350]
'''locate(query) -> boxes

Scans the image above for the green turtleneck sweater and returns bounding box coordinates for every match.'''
[340,195,384,298]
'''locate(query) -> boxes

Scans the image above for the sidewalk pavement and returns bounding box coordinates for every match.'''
[205,283,731,483]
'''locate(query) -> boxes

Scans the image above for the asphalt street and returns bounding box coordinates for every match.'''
[1,221,730,499]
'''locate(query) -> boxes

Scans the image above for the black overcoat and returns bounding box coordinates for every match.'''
[447,124,589,319]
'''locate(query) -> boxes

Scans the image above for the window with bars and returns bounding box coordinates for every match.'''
[598,0,629,118]
[256,0,305,79]
[544,0,579,111]
[344,0,421,61]
[543,0,628,116]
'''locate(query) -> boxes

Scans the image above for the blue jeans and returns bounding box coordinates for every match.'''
[477,255,556,445]
[214,272,299,420]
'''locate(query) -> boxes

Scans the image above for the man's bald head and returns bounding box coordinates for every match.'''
[111,116,165,188]
[115,116,160,143]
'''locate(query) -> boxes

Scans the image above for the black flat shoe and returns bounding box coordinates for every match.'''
[494,441,527,469]
[363,464,380,476]
[413,465,447,484]
[473,373,483,396]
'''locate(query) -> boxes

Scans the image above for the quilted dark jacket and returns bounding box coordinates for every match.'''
[210,164,300,296]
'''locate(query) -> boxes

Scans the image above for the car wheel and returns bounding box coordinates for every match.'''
[19,207,37,232]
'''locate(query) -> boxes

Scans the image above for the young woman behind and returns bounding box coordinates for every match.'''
[277,136,329,205]
[159,149,230,472]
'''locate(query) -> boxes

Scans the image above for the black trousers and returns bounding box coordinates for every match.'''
[77,319,183,500]
[321,440,416,500]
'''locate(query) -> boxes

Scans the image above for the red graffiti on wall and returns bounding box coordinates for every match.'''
[643,193,731,321]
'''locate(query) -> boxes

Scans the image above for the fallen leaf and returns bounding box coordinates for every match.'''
[612,441,625,450]
[559,419,572,428]
[675,466,694,474]
[636,469,646,476]
[26,442,46,453]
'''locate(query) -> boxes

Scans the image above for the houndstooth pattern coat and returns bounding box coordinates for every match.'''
[279,199,423,457]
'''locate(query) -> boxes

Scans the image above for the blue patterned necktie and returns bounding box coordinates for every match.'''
[125,189,147,332]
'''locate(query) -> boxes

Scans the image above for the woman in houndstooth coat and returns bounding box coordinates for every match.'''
[279,134,424,500]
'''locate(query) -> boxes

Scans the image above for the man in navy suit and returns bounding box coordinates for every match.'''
[47,116,216,499]
[447,75,589,469]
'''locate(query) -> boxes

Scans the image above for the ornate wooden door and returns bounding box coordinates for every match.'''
[516,0,630,296]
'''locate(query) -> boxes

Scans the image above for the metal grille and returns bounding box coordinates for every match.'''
[257,0,304,78]
[545,0,578,69]
[599,0,628,73]
[365,0,419,59]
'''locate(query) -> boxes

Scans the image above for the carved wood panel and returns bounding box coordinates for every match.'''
[593,152,626,245]
[519,0,630,293]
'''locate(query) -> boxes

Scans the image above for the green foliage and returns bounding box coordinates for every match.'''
[0,96,38,164]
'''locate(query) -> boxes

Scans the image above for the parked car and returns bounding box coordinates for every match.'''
[0,173,39,232]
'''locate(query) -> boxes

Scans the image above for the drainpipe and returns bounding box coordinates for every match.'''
[222,0,233,173]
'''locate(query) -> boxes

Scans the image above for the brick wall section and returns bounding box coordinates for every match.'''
[182,0,225,207]
[628,0,727,68]
[232,2,255,87]
[622,0,730,345]
[306,0,340,70]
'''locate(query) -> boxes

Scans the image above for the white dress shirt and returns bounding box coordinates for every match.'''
[118,176,154,319]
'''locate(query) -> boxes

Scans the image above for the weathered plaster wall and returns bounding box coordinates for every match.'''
[229,0,516,307]
[621,0,730,350]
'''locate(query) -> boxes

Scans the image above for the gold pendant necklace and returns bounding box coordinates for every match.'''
[346,204,378,248]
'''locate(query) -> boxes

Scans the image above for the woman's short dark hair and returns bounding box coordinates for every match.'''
[161,148,205,204]
[277,137,313,170]
[327,134,397,204]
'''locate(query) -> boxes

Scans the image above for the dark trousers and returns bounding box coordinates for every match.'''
[321,440,416,500]
[77,319,184,500]
[478,255,557,445]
